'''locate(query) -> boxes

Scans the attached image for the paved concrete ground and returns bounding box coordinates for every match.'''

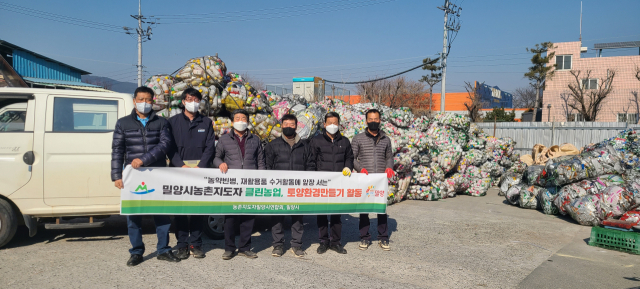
[1,188,639,288]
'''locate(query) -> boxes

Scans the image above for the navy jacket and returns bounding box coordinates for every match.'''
[111,109,173,181]
[168,112,216,168]
[308,129,354,172]
[265,136,316,171]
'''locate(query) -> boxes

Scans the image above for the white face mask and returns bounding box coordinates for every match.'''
[184,101,200,113]
[136,102,152,114]
[326,124,339,134]
[233,121,248,132]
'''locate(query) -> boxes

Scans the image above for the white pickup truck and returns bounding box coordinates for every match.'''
[0,88,224,247]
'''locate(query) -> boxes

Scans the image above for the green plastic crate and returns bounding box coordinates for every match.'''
[588,226,640,255]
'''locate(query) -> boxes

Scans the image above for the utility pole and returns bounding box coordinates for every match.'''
[437,0,462,112]
[136,0,142,86]
[124,0,155,86]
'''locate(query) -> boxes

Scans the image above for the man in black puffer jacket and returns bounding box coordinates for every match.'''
[265,114,315,258]
[308,112,354,255]
[111,86,179,267]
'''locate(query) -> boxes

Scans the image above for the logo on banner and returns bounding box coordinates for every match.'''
[131,182,155,195]
[366,185,375,197]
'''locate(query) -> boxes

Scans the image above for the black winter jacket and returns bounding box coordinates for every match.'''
[265,136,315,171]
[111,109,173,181]
[168,112,216,168]
[213,131,266,170]
[308,130,354,172]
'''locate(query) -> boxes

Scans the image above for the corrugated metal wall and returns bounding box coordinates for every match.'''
[12,49,81,82]
[475,122,640,152]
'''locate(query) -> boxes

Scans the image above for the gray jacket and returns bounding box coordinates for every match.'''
[213,131,266,170]
[352,130,393,174]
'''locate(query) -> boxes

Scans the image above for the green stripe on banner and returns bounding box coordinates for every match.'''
[121,200,386,215]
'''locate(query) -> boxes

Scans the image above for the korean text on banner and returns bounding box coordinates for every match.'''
[120,166,389,215]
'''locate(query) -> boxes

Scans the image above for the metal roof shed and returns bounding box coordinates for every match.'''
[0,40,109,91]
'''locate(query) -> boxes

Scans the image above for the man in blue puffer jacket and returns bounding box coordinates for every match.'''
[111,86,180,266]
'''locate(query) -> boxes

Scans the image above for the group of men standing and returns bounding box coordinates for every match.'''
[111,86,395,267]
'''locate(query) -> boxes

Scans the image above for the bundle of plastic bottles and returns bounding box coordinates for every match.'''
[502,129,640,227]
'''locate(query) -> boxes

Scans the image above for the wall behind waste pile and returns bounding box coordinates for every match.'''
[476,122,640,152]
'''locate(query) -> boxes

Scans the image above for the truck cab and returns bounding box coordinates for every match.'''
[0,88,225,247]
[0,88,132,247]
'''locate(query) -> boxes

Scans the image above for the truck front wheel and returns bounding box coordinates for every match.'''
[203,215,225,240]
[0,199,18,248]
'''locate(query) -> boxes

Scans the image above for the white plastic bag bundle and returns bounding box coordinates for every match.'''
[519,185,544,209]
[271,100,292,121]
[466,177,491,196]
[554,183,588,215]
[567,194,602,226]
[436,146,462,173]
[145,74,174,109]
[176,55,226,86]
[411,165,432,186]
[384,107,414,128]
[499,172,522,196]
[481,161,505,177]
[537,186,560,215]
[432,112,471,131]
[429,163,445,182]
[505,184,525,205]
[408,184,443,201]
[213,117,232,137]
[598,186,629,219]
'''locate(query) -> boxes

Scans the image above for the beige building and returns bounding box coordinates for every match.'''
[544,41,640,123]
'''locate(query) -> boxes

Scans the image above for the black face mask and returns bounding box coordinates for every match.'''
[283,127,296,137]
[367,122,381,131]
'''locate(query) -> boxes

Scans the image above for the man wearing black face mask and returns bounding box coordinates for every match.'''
[265,114,315,258]
[351,108,395,251]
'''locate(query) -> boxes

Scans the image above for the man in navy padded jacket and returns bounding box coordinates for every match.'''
[111,86,180,266]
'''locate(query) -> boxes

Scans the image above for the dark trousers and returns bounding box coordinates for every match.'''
[359,213,389,241]
[224,215,255,252]
[127,215,171,256]
[272,215,304,248]
[175,215,203,248]
[317,215,342,246]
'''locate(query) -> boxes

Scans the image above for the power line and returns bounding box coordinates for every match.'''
[152,0,368,17]
[0,4,126,33]
[324,63,424,84]
[0,2,124,29]
[155,0,395,24]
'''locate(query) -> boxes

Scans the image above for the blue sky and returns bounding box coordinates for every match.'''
[1,0,639,94]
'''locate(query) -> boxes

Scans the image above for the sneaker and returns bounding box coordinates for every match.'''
[238,250,258,259]
[174,247,190,259]
[157,251,181,262]
[222,250,236,260]
[272,245,284,257]
[329,244,347,254]
[317,243,329,254]
[126,254,143,267]
[359,240,370,251]
[190,246,206,258]
[379,240,391,251]
[290,247,306,258]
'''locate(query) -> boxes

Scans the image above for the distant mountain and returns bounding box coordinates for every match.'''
[82,75,137,94]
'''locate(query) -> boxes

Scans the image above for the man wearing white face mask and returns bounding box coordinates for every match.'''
[213,109,266,260]
[308,112,354,255]
[168,88,216,259]
[111,86,179,266]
